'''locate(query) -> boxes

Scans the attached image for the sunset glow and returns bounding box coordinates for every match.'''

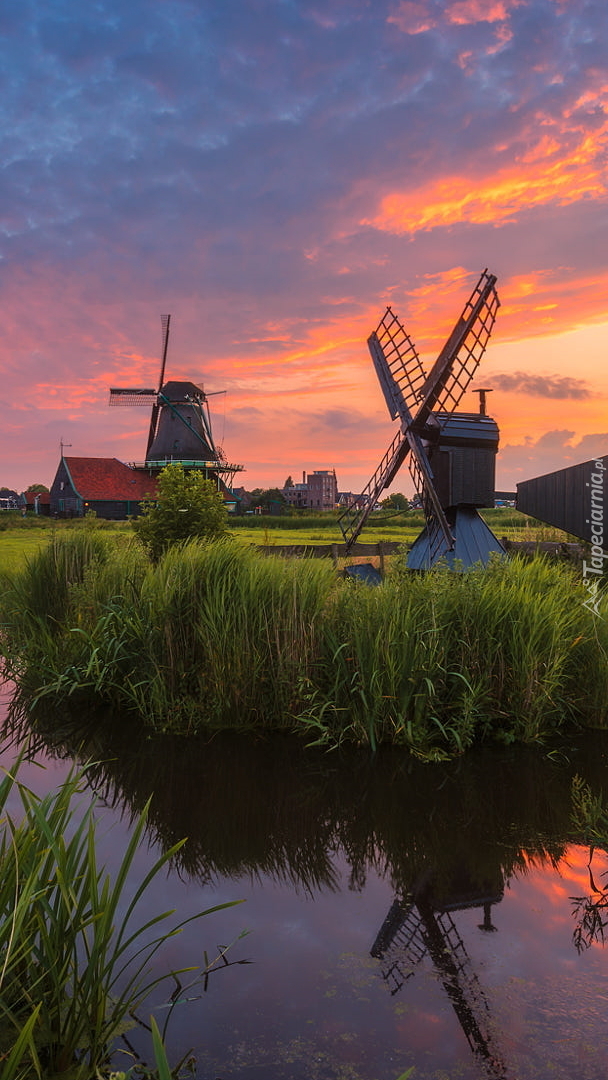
[0,0,607,495]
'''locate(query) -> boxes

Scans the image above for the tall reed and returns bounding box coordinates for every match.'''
[3,538,607,755]
[0,760,241,1078]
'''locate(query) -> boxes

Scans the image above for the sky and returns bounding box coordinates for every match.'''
[1,0,607,496]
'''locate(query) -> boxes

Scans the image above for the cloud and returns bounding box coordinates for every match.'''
[488,371,591,399]
[0,0,607,496]
[497,429,608,488]
[364,125,608,234]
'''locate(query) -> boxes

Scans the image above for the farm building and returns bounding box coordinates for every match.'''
[49,457,158,519]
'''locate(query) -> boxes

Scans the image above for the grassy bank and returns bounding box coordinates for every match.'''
[2,534,606,758]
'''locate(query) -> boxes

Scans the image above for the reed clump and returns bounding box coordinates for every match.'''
[2,536,607,756]
[0,759,241,1078]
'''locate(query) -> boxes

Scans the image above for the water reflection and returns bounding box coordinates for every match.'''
[373,886,507,1077]
[5,698,608,1078]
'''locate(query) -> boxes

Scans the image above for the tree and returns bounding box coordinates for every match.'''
[283,475,293,488]
[256,488,287,511]
[381,492,409,511]
[26,484,50,493]
[132,463,229,561]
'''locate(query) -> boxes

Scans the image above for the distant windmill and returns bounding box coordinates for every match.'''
[339,271,503,569]
[109,315,243,490]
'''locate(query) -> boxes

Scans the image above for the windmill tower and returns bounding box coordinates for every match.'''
[339,271,503,569]
[109,315,244,493]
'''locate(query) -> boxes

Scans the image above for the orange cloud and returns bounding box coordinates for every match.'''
[365,130,607,236]
[388,0,523,33]
[446,0,519,25]
[387,2,436,34]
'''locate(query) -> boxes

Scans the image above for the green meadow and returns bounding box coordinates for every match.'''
[0,506,574,574]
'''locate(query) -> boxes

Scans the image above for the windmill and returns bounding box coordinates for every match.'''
[339,270,503,569]
[108,315,244,491]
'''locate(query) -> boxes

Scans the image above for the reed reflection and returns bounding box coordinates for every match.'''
[8,705,608,898]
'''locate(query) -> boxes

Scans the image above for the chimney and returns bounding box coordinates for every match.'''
[473,388,493,416]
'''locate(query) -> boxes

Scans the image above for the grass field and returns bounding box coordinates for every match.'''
[0,508,575,575]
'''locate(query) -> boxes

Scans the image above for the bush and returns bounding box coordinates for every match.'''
[132,464,229,561]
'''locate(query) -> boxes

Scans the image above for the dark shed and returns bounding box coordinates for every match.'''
[516,455,608,545]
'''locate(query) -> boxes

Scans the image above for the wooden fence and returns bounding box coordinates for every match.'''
[253,539,585,570]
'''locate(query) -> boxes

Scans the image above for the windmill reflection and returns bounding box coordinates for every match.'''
[372,873,507,1079]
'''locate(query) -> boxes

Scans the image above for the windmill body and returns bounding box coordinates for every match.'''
[146,380,217,464]
[109,316,244,496]
[339,270,504,570]
[407,410,503,569]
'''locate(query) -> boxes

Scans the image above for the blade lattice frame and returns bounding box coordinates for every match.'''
[109,389,157,406]
[418,270,500,421]
[407,433,454,565]
[338,431,410,548]
[369,308,427,422]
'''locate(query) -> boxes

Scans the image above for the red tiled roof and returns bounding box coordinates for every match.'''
[64,458,158,501]
[24,491,51,506]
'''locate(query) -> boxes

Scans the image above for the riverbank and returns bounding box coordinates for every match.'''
[2,533,606,758]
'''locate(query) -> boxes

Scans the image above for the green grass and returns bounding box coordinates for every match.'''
[2,534,606,758]
[0,508,576,574]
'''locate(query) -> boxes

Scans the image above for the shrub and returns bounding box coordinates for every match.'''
[132,464,229,562]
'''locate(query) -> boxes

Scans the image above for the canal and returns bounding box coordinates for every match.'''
[2,683,608,1079]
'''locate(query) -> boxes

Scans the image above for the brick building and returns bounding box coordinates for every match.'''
[283,470,338,511]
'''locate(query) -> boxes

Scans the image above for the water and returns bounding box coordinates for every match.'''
[3,685,608,1079]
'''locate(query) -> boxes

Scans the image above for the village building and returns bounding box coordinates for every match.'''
[283,470,338,511]
[21,490,51,515]
[49,457,158,519]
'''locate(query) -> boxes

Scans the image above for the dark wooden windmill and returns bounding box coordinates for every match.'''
[339,270,504,569]
[108,315,243,491]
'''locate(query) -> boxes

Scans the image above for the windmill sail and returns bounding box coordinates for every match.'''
[407,429,454,564]
[147,314,172,457]
[368,308,427,422]
[338,430,411,549]
[109,388,156,405]
[415,270,500,425]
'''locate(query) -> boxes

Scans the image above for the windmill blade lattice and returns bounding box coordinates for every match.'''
[407,429,454,564]
[109,388,157,406]
[147,314,172,456]
[415,270,499,425]
[368,308,427,422]
[339,430,411,549]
